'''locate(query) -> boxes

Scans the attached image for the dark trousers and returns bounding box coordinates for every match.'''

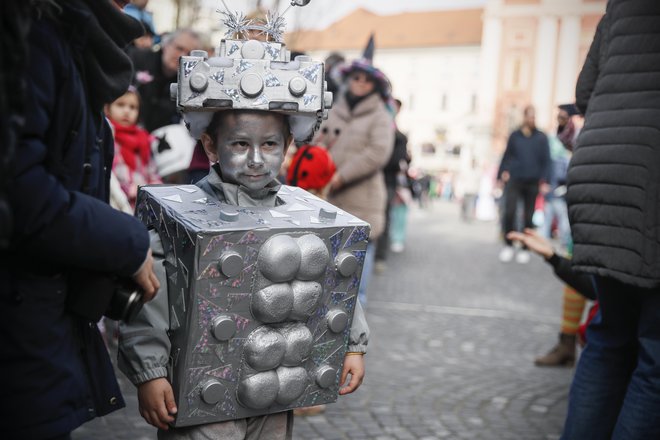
[503,180,538,245]
[562,277,660,439]
[375,186,396,261]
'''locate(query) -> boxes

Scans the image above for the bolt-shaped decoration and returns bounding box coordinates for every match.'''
[288,77,307,97]
[315,365,337,389]
[211,315,236,341]
[324,91,333,109]
[219,251,243,278]
[335,252,358,277]
[201,380,224,404]
[190,72,208,93]
[326,309,349,333]
[220,209,239,222]
[240,73,264,98]
[241,40,265,59]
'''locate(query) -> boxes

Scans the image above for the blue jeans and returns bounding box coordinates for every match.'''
[542,197,571,250]
[358,241,375,306]
[562,276,660,439]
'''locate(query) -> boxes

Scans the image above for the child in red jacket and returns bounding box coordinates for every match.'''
[105,87,161,208]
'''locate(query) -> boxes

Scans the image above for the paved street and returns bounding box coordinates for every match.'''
[73,200,575,440]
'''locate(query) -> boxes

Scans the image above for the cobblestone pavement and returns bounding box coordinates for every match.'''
[73,201,575,440]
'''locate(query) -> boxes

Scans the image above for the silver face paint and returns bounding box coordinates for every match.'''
[215,112,287,191]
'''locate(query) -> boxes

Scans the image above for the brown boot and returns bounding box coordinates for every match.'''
[534,333,576,367]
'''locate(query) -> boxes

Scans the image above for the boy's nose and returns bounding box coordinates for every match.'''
[248,146,265,168]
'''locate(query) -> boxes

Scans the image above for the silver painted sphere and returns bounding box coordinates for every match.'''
[200,380,224,405]
[240,73,264,98]
[296,234,329,280]
[315,365,337,389]
[278,323,313,366]
[237,371,279,409]
[258,235,301,282]
[211,315,236,341]
[241,39,265,59]
[326,309,349,333]
[335,252,358,277]
[252,283,294,323]
[276,366,309,405]
[290,280,323,321]
[190,72,208,93]
[288,77,307,97]
[244,326,286,371]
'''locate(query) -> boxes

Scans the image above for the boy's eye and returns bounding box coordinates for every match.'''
[232,141,249,148]
[264,141,279,148]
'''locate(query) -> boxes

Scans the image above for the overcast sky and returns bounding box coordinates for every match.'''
[217,0,486,30]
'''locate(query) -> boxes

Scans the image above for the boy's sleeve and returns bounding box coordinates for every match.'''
[118,231,171,386]
[348,300,369,354]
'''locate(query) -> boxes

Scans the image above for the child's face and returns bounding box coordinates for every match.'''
[107,92,139,127]
[201,112,290,191]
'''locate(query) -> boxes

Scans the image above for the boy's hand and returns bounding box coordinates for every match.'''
[338,353,365,395]
[137,378,177,430]
[133,248,160,302]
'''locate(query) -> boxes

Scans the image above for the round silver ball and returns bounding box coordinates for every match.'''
[190,72,208,93]
[258,235,301,282]
[296,234,329,280]
[326,309,349,333]
[278,323,313,366]
[219,209,239,222]
[276,366,308,405]
[288,77,307,97]
[315,365,337,389]
[238,371,279,409]
[335,252,358,277]
[219,251,243,278]
[252,283,294,323]
[290,280,323,321]
[244,326,286,371]
[201,380,224,404]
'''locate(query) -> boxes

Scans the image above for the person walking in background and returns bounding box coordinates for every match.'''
[561,2,660,438]
[105,86,161,208]
[497,105,551,264]
[314,46,394,305]
[375,98,409,268]
[129,28,201,132]
[0,1,160,438]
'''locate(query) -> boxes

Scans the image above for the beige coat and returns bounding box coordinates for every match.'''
[315,93,394,239]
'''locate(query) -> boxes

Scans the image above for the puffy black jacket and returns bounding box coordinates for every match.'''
[566,0,660,288]
[0,3,150,438]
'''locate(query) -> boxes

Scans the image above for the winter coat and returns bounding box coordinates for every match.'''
[497,128,551,183]
[0,4,150,438]
[566,0,660,288]
[316,93,395,239]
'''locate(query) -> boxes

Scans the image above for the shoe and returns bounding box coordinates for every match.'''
[515,250,531,264]
[293,405,326,416]
[498,246,514,263]
[374,260,387,274]
[390,242,404,253]
[535,333,576,367]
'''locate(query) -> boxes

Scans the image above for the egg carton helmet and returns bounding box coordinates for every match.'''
[171,1,331,145]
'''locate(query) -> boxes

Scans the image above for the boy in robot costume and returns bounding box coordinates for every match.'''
[118,4,369,439]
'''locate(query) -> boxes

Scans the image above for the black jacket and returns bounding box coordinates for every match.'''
[566,0,660,288]
[0,2,149,438]
[498,128,551,183]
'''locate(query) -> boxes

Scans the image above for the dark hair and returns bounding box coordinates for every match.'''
[205,110,291,143]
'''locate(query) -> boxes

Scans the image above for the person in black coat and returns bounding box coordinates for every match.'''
[0,1,159,438]
[562,1,660,438]
[129,28,201,132]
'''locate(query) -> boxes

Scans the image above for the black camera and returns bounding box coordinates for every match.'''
[68,272,144,323]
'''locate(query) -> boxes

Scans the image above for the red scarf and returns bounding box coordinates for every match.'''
[110,119,152,172]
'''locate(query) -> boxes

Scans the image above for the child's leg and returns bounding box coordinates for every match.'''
[157,412,293,440]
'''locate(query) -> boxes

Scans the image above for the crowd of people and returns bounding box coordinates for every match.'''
[3,0,660,439]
